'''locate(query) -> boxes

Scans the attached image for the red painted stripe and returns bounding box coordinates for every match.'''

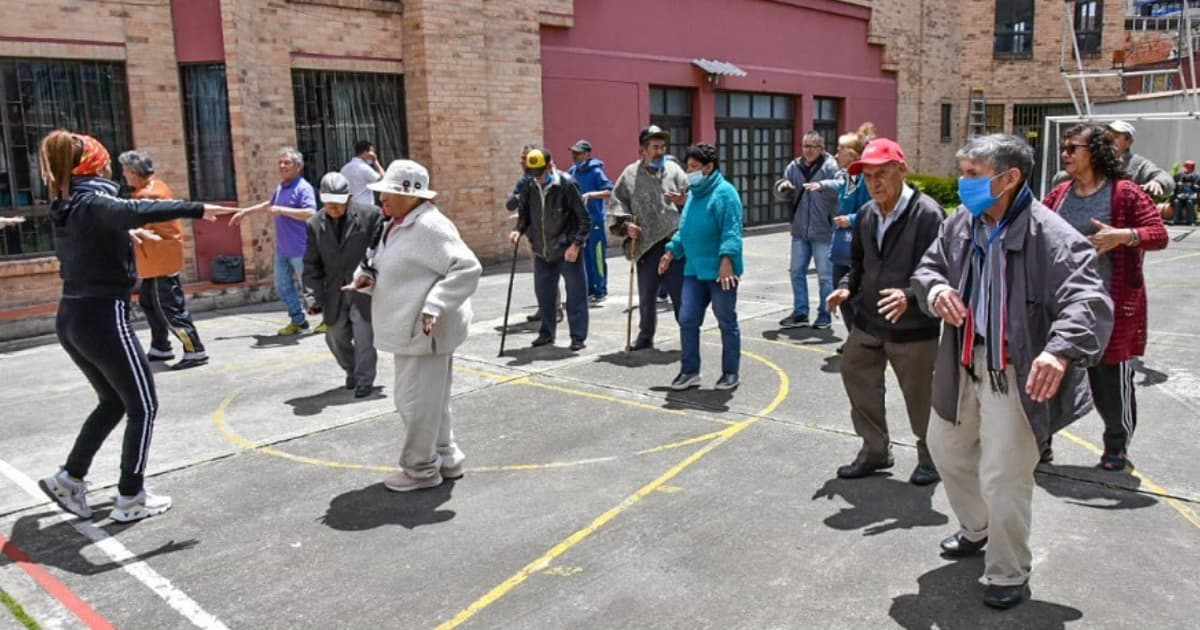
[0,531,114,630]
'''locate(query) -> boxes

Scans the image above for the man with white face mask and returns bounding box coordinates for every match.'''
[912,134,1113,610]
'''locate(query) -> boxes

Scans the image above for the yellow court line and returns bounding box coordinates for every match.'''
[433,349,790,630]
[635,428,727,455]
[519,379,737,427]
[1057,429,1200,530]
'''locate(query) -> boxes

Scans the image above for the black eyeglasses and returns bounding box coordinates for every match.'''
[802,144,824,150]
[1061,143,1090,155]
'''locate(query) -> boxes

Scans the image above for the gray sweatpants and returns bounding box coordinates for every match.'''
[393,353,465,478]
[325,301,377,387]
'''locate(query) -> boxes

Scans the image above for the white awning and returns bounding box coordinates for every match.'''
[692,58,747,78]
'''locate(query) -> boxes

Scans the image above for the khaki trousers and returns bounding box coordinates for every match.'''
[928,352,1040,586]
[393,353,465,478]
[839,329,938,465]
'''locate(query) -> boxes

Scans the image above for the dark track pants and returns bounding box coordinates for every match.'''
[58,296,157,496]
[139,274,205,356]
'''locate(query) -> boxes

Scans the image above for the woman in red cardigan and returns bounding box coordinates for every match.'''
[1043,123,1168,471]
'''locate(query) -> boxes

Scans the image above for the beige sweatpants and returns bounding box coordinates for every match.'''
[928,352,1041,587]
[393,353,465,478]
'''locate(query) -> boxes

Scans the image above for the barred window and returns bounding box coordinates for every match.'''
[181,64,237,201]
[994,0,1035,59]
[649,86,693,161]
[292,70,408,188]
[813,97,842,153]
[1074,0,1103,58]
[0,59,133,259]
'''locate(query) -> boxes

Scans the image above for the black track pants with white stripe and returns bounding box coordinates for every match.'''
[58,296,158,497]
[1088,360,1137,455]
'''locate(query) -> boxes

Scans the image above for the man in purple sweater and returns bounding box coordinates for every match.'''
[231,147,318,335]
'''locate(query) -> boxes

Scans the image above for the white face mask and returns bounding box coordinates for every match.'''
[687,171,706,187]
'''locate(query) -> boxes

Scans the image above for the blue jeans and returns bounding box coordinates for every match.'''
[274,253,307,325]
[679,276,740,376]
[790,237,833,319]
[832,262,856,330]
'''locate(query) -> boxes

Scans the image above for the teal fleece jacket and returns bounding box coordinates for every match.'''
[665,169,744,280]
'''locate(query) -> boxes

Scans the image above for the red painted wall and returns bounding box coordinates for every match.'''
[541,0,896,169]
[171,0,225,63]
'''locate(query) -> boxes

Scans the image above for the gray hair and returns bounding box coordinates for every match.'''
[117,150,155,177]
[278,147,303,166]
[955,134,1035,181]
[802,130,825,145]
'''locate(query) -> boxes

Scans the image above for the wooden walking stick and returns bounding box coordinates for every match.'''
[498,240,520,357]
[625,235,637,354]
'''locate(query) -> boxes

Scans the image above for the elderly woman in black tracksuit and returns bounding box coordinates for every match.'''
[36,129,230,522]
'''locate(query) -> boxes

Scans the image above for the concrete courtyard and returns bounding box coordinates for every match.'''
[1,226,1198,629]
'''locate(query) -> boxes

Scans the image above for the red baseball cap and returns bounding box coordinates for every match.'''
[848,138,906,175]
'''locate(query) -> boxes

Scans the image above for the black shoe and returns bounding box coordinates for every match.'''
[778,313,809,328]
[983,583,1029,610]
[1039,446,1054,465]
[630,338,654,351]
[526,310,542,322]
[909,463,941,486]
[940,532,988,557]
[345,375,355,390]
[569,340,586,351]
[170,357,209,371]
[531,336,554,347]
[836,454,894,479]
[354,384,374,399]
[147,349,175,362]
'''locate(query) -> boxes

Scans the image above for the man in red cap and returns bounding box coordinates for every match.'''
[1172,159,1197,226]
[827,138,946,485]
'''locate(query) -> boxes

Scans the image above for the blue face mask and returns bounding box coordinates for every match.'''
[957,175,1002,217]
[648,160,664,170]
[687,170,706,187]
[543,172,553,184]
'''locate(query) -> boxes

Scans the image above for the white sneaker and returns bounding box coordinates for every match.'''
[110,489,173,522]
[383,470,443,492]
[39,470,92,519]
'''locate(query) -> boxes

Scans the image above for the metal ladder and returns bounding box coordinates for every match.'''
[967,88,987,137]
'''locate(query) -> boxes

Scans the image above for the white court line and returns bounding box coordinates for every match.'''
[0,458,229,630]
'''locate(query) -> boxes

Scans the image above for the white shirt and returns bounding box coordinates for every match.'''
[340,157,382,206]
[876,183,915,249]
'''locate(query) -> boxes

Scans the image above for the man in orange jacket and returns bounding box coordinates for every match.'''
[119,151,209,370]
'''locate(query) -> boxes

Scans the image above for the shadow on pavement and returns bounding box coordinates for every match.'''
[821,354,842,374]
[211,333,308,349]
[648,385,734,413]
[594,348,681,368]
[320,482,455,531]
[501,344,578,366]
[1035,465,1157,511]
[285,386,386,416]
[0,511,198,576]
[1130,358,1168,387]
[762,327,842,346]
[889,558,1084,630]
[812,475,949,536]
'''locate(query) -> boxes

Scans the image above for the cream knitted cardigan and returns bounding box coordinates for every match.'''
[355,203,482,356]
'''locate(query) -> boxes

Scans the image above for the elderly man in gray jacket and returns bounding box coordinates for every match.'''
[912,134,1113,610]
[775,131,841,329]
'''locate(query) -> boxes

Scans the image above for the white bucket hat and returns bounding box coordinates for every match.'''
[367,159,437,199]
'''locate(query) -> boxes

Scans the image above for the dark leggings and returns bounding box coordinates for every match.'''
[58,296,157,496]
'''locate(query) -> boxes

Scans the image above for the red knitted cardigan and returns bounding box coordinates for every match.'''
[1044,179,1168,364]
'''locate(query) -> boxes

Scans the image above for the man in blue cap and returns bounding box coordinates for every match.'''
[568,139,614,304]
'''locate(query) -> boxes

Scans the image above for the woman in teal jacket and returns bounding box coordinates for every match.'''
[658,143,744,391]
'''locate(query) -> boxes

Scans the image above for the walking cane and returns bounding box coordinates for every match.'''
[498,241,520,357]
[624,235,638,354]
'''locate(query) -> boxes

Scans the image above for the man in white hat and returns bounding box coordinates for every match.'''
[348,160,482,492]
[303,172,384,398]
[1106,120,1174,197]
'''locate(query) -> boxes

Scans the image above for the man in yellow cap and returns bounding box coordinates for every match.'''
[508,147,591,351]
